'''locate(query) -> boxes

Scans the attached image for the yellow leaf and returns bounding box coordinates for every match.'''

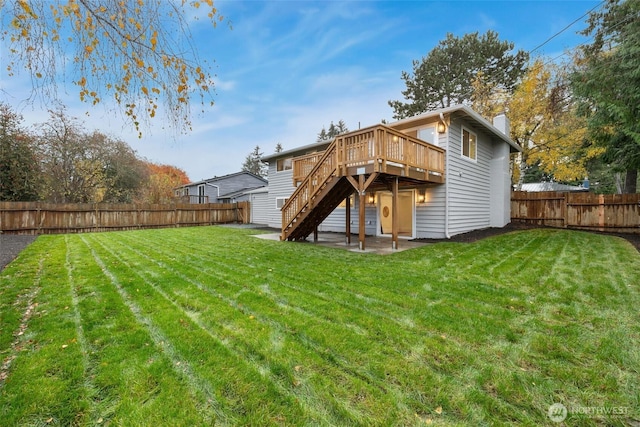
[435,406,442,415]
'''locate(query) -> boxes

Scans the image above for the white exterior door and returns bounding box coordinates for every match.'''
[377,191,415,237]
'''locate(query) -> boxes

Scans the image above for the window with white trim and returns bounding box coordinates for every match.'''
[276,197,289,209]
[462,127,477,161]
[276,158,292,172]
[198,185,206,204]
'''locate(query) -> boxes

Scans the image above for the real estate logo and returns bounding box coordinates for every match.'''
[548,403,568,423]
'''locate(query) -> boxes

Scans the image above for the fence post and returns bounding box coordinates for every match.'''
[563,192,568,228]
[94,203,99,232]
[36,202,42,234]
[598,194,605,232]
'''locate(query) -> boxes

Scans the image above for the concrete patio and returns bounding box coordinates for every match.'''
[253,231,427,254]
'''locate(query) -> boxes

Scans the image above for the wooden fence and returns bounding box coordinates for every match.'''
[511,191,640,233]
[0,201,250,234]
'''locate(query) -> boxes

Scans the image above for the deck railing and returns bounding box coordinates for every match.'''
[291,125,445,182]
[292,151,325,185]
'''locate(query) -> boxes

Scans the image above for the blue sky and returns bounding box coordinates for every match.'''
[1,0,601,182]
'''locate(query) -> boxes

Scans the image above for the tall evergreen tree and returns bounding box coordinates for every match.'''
[241,145,267,177]
[316,120,349,142]
[389,31,528,119]
[572,0,640,193]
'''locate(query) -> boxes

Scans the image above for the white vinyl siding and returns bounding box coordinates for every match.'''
[267,162,295,228]
[447,119,492,236]
[249,190,269,225]
[415,185,446,238]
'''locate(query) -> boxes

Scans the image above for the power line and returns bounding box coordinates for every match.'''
[530,1,606,54]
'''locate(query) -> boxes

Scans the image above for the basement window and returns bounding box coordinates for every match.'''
[462,127,477,161]
[276,197,289,209]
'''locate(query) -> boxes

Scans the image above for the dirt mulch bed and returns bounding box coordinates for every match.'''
[412,222,640,252]
[0,234,37,271]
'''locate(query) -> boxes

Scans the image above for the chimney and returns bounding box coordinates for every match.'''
[493,113,510,136]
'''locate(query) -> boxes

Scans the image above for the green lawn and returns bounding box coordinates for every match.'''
[0,226,638,426]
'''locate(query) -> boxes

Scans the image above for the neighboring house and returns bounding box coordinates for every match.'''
[175,171,267,204]
[518,182,589,192]
[260,105,521,249]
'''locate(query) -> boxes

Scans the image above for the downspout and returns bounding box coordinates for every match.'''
[442,113,451,239]
[205,183,220,202]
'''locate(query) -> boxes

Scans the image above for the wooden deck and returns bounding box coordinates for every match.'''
[282,124,445,248]
[292,125,444,185]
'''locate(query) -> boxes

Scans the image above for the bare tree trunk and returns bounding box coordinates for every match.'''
[515,152,525,191]
[615,172,624,194]
[624,169,638,193]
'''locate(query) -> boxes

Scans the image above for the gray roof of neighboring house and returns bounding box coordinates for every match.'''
[175,171,268,189]
[519,182,589,192]
[219,185,268,199]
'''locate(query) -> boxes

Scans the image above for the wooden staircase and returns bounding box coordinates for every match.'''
[281,140,342,241]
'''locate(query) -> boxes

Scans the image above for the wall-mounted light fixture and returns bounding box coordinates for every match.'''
[367,192,376,205]
[417,188,426,204]
[438,112,447,133]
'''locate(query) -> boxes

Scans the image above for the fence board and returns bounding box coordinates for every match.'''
[511,191,640,233]
[0,201,249,234]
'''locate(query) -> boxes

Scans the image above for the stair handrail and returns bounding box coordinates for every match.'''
[281,140,338,239]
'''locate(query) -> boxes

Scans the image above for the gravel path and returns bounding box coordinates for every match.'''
[0,234,37,271]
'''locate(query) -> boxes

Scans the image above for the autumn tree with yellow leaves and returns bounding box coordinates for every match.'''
[1,0,224,136]
[507,59,602,187]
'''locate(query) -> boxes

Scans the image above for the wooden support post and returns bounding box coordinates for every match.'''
[345,195,351,244]
[392,176,399,250]
[358,174,366,251]
[313,226,318,243]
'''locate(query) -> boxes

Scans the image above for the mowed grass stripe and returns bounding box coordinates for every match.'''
[0,258,43,386]
[112,228,485,346]
[64,236,99,424]
[97,231,446,370]
[81,235,324,426]
[85,231,419,424]
[84,233,367,425]
[0,237,90,425]
[77,235,236,426]
[89,229,538,422]
[0,237,56,354]
[114,230,477,423]
[67,236,214,426]
[116,230,420,345]
[118,228,420,315]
